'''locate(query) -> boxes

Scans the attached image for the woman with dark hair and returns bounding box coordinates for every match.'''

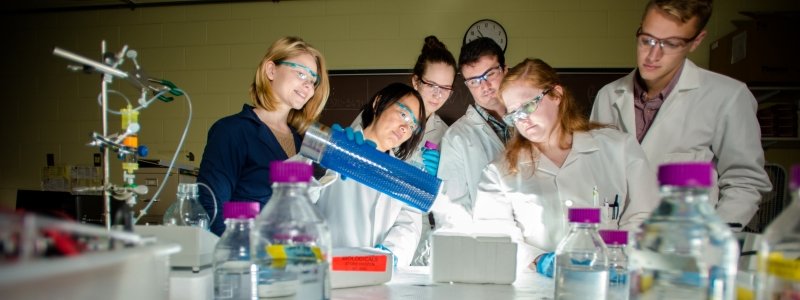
[313,82,427,267]
[472,58,659,276]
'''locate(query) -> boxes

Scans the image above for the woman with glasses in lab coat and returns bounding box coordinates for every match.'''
[313,82,427,267]
[472,58,659,275]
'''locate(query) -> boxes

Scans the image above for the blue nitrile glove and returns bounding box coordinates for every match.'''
[330,123,377,180]
[536,252,556,278]
[331,123,377,148]
[421,148,440,175]
[374,243,398,268]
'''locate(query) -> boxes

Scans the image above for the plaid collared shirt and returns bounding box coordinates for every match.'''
[473,104,511,144]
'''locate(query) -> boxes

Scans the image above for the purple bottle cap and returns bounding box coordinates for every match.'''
[599,230,628,246]
[292,235,315,243]
[658,162,713,188]
[424,141,439,151]
[270,161,312,183]
[272,232,292,242]
[568,208,600,223]
[222,201,260,219]
[792,165,800,190]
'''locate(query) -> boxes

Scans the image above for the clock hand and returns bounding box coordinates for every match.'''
[476,28,484,37]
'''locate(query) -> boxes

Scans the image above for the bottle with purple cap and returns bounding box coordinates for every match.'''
[600,230,629,300]
[213,201,260,300]
[631,162,738,300]
[251,161,331,300]
[756,165,800,300]
[555,207,609,300]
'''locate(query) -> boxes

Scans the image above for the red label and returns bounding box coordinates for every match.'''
[332,255,388,272]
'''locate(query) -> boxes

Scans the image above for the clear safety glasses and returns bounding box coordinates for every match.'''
[394,102,420,134]
[502,87,552,126]
[635,27,699,55]
[277,61,319,87]
[464,65,503,88]
[418,77,453,99]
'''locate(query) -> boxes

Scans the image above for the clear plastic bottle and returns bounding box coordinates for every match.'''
[251,161,331,299]
[214,202,260,300]
[163,183,210,229]
[631,162,738,300]
[555,207,609,300]
[756,165,800,300]
[600,230,629,300]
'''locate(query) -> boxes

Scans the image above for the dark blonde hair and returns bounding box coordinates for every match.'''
[645,0,713,31]
[498,58,608,175]
[249,36,330,133]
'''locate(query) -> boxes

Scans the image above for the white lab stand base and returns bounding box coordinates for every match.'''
[169,268,213,300]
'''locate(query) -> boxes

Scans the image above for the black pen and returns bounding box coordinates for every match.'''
[612,194,619,220]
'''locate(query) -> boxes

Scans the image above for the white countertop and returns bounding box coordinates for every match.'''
[332,266,554,300]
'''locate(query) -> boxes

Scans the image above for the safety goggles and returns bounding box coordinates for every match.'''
[502,87,552,126]
[276,61,319,87]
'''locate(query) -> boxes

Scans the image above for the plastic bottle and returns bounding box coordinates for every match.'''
[555,207,609,300]
[600,230,629,300]
[299,123,441,213]
[163,183,210,229]
[631,162,738,300]
[251,161,331,299]
[214,201,260,300]
[411,141,439,172]
[756,165,800,300]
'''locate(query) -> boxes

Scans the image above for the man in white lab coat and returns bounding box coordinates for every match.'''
[590,0,772,228]
[432,38,509,229]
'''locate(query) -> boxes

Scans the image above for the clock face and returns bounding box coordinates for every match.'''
[463,19,507,52]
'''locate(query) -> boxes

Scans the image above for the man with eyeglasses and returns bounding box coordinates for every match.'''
[591,0,771,230]
[431,37,510,229]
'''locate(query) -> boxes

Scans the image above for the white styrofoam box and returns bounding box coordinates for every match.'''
[170,268,213,300]
[431,231,517,284]
[135,225,219,270]
[330,247,393,289]
[0,242,179,300]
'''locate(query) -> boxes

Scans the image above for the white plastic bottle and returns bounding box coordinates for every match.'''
[251,161,331,299]
[756,165,800,300]
[600,230,629,300]
[214,201,260,300]
[555,207,609,300]
[163,183,210,229]
[631,162,738,300]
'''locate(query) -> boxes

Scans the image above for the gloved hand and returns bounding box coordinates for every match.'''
[374,243,398,268]
[331,123,377,148]
[330,123,377,181]
[535,252,556,278]
[421,148,440,176]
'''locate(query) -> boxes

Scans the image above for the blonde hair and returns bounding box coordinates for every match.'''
[646,0,713,31]
[249,36,330,133]
[498,58,608,175]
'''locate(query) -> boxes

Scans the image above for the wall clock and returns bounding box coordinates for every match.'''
[463,19,507,52]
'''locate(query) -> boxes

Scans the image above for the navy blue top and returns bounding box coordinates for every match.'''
[197,104,301,235]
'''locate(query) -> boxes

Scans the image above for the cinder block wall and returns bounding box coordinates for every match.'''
[1,0,798,209]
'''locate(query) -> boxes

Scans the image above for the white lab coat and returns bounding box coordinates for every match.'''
[473,128,660,267]
[590,59,772,226]
[310,126,422,267]
[433,105,505,229]
[353,112,449,266]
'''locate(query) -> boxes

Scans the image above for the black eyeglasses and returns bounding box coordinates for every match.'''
[418,77,453,99]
